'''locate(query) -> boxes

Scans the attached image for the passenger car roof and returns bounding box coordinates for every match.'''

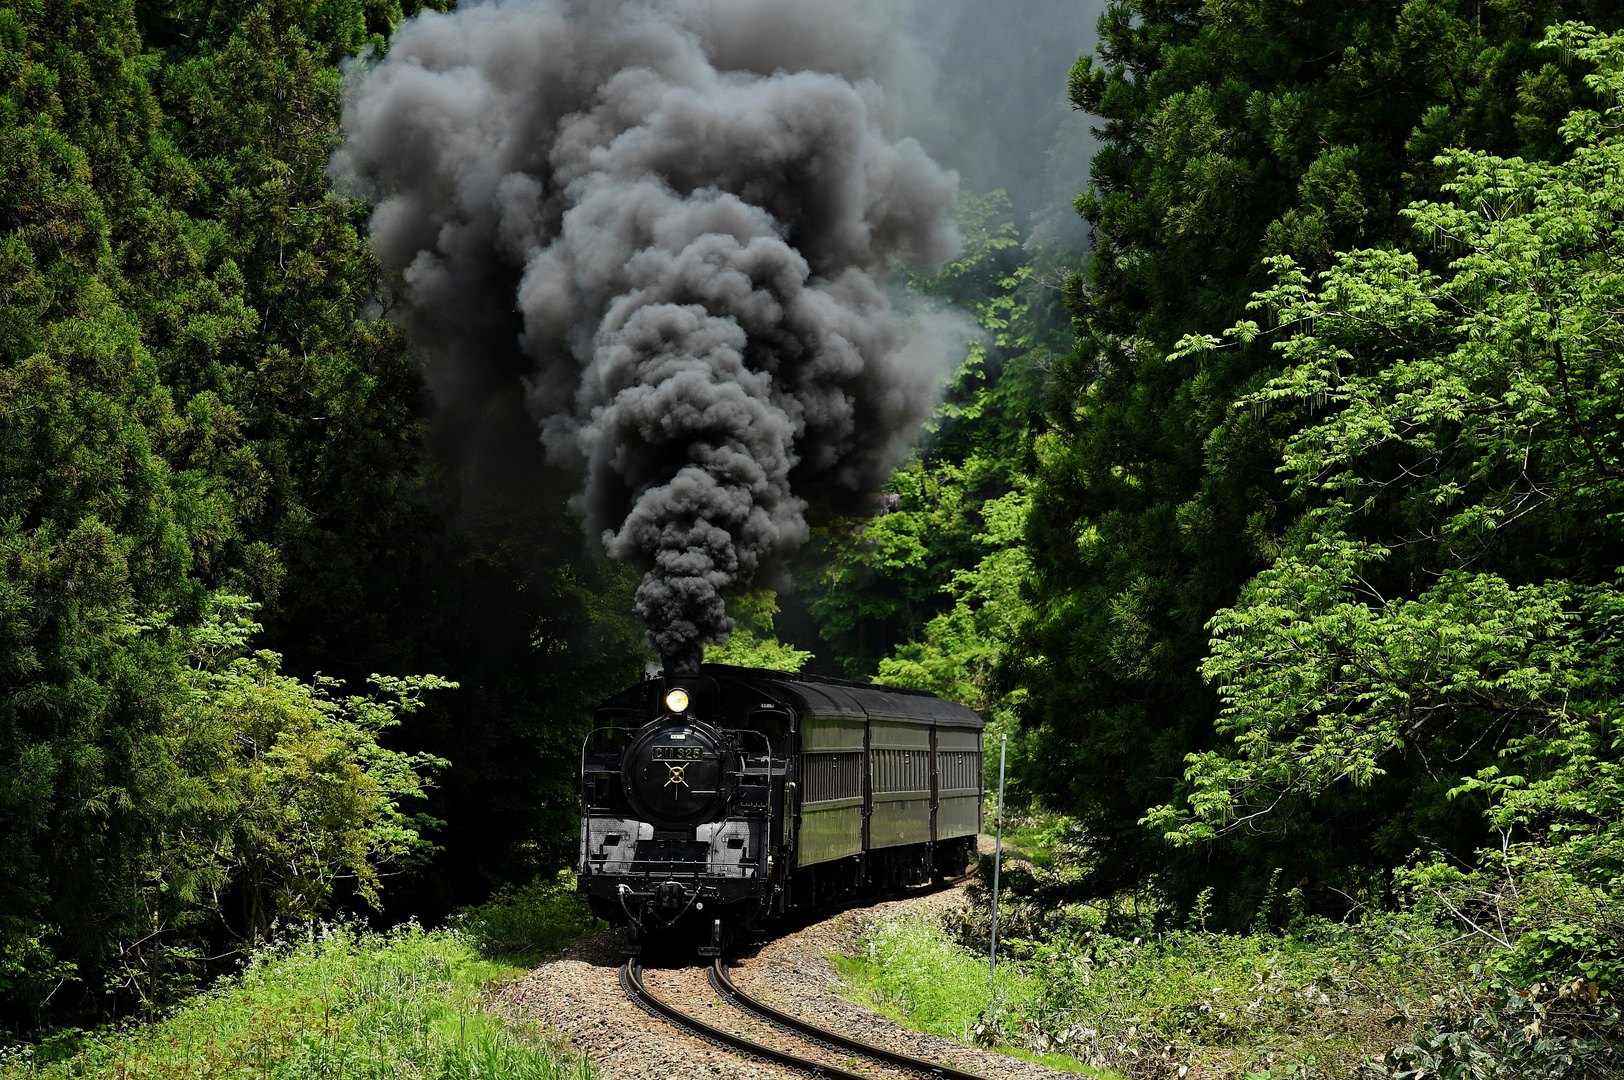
[703,664,984,729]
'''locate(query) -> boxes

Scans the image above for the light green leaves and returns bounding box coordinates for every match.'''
[1151,509,1583,844]
[150,593,453,942]
[1156,26,1624,945]
[702,590,812,672]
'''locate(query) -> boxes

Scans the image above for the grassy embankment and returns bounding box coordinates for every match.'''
[830,817,1490,1080]
[0,875,598,1080]
[831,924,1106,1077]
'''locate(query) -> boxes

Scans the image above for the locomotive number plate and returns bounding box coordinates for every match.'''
[652,745,702,760]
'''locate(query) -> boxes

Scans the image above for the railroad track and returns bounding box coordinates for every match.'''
[620,955,987,1080]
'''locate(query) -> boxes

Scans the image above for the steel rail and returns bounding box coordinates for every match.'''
[620,958,872,1080]
[709,960,987,1080]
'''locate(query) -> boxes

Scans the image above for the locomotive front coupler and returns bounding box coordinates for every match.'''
[616,880,710,930]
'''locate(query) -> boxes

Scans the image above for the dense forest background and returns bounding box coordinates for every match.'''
[1,0,1620,1056]
[0,0,650,1026]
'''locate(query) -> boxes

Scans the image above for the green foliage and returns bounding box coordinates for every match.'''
[0,922,590,1080]
[1147,21,1624,1006]
[841,900,1501,1080]
[0,0,645,1028]
[457,871,603,961]
[168,595,450,941]
[1018,0,1624,914]
[833,908,1087,1069]
[704,591,811,672]
[991,811,1088,872]
[1359,984,1616,1080]
[0,0,394,1015]
[0,592,448,1016]
[135,0,648,918]
[1448,708,1624,996]
[875,488,1030,710]
[802,455,998,671]
[872,484,1034,788]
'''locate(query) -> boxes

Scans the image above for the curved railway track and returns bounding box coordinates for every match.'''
[620,956,987,1080]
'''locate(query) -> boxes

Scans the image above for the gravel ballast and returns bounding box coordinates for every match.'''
[495,855,1073,1080]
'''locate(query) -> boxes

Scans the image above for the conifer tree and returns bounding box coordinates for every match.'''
[0,0,645,1024]
[1018,0,1624,915]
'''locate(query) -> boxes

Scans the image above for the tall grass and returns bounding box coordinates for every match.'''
[0,922,591,1080]
[834,910,1112,1076]
[835,912,1032,1042]
[834,902,1494,1080]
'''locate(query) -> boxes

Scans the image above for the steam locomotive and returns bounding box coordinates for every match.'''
[577,664,984,950]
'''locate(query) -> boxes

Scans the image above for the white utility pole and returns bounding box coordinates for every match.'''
[988,733,1008,988]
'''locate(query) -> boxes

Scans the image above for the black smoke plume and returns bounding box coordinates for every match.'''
[335,0,961,672]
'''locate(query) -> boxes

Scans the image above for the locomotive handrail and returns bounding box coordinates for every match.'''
[722,727,776,909]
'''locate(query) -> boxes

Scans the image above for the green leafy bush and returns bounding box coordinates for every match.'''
[164,596,451,939]
[1360,984,1618,1080]
[458,872,603,960]
[0,589,451,1017]
[932,808,1623,1077]
[0,923,590,1080]
[703,591,812,672]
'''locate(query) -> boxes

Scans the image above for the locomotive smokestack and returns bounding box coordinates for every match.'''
[335,0,966,661]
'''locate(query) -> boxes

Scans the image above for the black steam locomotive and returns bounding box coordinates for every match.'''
[577,663,984,948]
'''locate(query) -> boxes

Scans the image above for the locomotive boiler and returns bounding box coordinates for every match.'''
[577,664,984,948]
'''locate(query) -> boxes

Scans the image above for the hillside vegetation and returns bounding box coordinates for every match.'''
[0,0,642,1030]
[799,3,1624,1074]
[0,875,598,1078]
[0,0,1620,1076]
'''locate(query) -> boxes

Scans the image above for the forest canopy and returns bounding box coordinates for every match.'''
[1013,0,1624,917]
[0,0,645,1026]
[1143,20,1624,994]
[1,0,1621,1059]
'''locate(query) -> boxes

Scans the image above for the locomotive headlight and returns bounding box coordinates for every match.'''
[664,688,690,713]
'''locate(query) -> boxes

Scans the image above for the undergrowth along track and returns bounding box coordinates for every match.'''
[619,956,987,1080]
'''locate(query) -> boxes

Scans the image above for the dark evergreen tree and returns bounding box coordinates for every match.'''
[0,0,645,1025]
[1015,0,1624,918]
[132,0,649,920]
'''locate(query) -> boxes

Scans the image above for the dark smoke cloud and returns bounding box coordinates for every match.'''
[335,0,963,671]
